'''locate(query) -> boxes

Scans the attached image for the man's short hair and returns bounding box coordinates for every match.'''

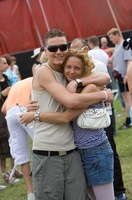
[44,29,67,45]
[107,28,120,36]
[87,35,99,46]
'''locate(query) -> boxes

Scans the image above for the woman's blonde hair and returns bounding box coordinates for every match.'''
[62,49,95,77]
[40,51,48,63]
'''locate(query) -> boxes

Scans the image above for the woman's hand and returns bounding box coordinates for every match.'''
[19,112,34,125]
[66,80,78,93]
[1,86,11,97]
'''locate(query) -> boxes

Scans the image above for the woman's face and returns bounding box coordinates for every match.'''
[64,56,84,81]
[0,58,8,73]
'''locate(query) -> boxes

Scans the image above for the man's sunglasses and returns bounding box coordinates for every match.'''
[47,44,68,52]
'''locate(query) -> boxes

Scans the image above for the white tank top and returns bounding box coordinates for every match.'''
[32,63,76,151]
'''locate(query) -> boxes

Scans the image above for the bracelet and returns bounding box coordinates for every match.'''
[34,111,40,121]
[102,90,108,102]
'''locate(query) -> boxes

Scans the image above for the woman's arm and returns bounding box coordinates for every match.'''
[20,84,99,125]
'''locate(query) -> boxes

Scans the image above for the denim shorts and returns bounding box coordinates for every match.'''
[80,140,114,186]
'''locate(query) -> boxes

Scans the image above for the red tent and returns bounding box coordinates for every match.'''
[0,0,132,55]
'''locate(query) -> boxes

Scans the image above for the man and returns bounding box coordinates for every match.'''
[100,36,117,92]
[87,35,109,66]
[107,28,132,130]
[100,36,114,57]
[70,37,127,200]
[31,29,112,200]
[70,38,89,51]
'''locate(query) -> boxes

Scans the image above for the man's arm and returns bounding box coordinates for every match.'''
[80,71,110,87]
[20,84,99,125]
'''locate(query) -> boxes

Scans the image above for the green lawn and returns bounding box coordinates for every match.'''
[113,99,132,200]
[0,98,132,200]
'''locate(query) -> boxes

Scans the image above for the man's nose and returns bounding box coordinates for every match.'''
[56,48,62,53]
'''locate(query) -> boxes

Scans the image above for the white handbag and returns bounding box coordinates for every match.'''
[77,105,111,129]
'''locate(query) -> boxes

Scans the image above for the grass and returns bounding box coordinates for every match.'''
[113,99,132,200]
[0,98,132,200]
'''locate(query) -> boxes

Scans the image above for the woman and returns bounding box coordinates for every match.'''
[20,50,114,200]
[0,56,20,184]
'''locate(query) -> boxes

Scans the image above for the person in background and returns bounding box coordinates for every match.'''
[31,47,44,75]
[70,38,127,200]
[101,36,126,110]
[2,77,35,200]
[100,36,114,57]
[0,56,20,185]
[87,36,117,136]
[10,55,21,81]
[123,36,132,126]
[87,35,109,66]
[126,61,132,94]
[3,54,19,86]
[107,28,132,130]
[123,35,132,94]
[100,36,117,89]
[39,51,48,64]
[70,38,89,51]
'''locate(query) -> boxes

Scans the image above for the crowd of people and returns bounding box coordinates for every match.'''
[0,27,132,200]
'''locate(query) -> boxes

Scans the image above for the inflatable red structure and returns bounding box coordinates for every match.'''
[0,0,132,55]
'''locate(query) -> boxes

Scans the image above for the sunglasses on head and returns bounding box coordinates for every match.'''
[47,44,68,52]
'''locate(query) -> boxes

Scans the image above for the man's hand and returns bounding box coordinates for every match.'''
[27,100,39,112]
[104,89,113,103]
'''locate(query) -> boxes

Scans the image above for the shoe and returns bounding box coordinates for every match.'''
[115,193,127,200]
[28,193,35,200]
[8,176,20,184]
[2,172,20,184]
[118,123,131,130]
[0,185,7,190]
[13,169,23,178]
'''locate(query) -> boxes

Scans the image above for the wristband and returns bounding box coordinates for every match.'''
[34,111,40,121]
[75,79,83,88]
[102,90,108,102]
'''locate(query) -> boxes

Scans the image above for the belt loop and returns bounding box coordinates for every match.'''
[48,151,50,157]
